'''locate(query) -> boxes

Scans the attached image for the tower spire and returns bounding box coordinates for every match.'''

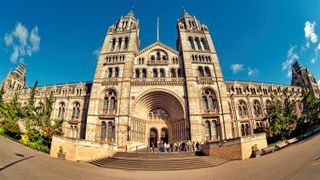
[157,16,160,41]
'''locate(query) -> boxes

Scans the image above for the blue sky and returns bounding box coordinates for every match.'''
[1,0,320,87]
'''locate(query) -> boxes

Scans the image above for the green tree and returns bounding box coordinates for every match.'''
[0,94,24,139]
[266,95,297,143]
[24,81,39,129]
[296,89,320,134]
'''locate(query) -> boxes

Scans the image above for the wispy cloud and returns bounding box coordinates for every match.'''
[282,45,299,77]
[304,21,318,44]
[247,67,259,77]
[92,47,101,59]
[230,64,243,74]
[4,22,40,63]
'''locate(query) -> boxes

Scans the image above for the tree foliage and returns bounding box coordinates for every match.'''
[266,89,320,143]
[0,81,62,152]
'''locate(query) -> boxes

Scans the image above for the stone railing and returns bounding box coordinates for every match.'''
[131,77,185,86]
[101,78,120,86]
[147,60,169,66]
[197,77,214,84]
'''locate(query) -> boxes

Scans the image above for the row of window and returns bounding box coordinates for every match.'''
[188,37,209,51]
[134,68,183,78]
[237,100,269,117]
[137,57,179,65]
[101,121,115,141]
[103,90,117,114]
[57,102,81,120]
[191,54,211,62]
[198,66,212,77]
[111,37,129,51]
[105,55,125,63]
[106,67,120,78]
[232,86,301,96]
[202,89,219,112]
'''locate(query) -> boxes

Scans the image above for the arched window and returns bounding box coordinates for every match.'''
[114,67,119,78]
[103,90,117,114]
[195,37,201,50]
[58,102,65,119]
[101,121,106,141]
[202,89,219,112]
[118,37,122,49]
[266,100,272,114]
[110,97,116,111]
[198,66,204,77]
[151,55,155,60]
[160,69,165,78]
[171,69,176,77]
[124,37,129,49]
[253,100,262,117]
[204,67,211,77]
[202,96,209,110]
[211,120,218,139]
[107,121,114,141]
[188,37,195,50]
[142,69,147,78]
[177,68,182,77]
[70,125,78,138]
[238,100,248,117]
[135,68,140,78]
[204,120,212,140]
[201,38,208,50]
[153,69,158,78]
[156,51,161,60]
[108,68,113,78]
[72,102,80,119]
[111,38,116,50]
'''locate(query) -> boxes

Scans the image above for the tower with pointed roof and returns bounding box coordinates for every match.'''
[176,10,233,140]
[1,63,27,98]
[291,61,320,98]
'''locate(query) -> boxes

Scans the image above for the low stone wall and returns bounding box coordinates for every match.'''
[50,135,117,161]
[202,133,267,160]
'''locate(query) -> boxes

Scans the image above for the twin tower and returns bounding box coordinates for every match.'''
[86,10,232,148]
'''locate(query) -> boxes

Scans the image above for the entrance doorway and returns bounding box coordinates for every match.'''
[149,128,158,147]
[161,128,169,144]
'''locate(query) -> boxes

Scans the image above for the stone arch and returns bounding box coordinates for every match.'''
[131,89,185,121]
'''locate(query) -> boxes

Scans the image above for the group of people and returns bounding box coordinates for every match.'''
[150,140,206,153]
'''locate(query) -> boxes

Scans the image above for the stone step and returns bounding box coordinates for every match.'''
[89,156,228,171]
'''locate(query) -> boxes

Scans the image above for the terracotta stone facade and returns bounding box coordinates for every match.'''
[1,10,319,161]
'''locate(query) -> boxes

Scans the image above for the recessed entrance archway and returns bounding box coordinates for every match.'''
[131,90,187,146]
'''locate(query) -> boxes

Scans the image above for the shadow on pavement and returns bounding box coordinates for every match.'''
[0,155,34,171]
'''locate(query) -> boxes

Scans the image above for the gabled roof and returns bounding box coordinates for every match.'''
[136,41,179,56]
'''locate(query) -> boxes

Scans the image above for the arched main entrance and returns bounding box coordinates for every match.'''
[149,128,158,147]
[131,90,187,146]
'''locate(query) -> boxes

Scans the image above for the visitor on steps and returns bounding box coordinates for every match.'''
[151,141,155,152]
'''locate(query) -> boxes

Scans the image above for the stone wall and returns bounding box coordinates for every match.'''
[50,135,116,161]
[202,133,267,160]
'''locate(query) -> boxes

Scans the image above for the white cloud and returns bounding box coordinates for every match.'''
[310,58,316,64]
[92,47,101,59]
[27,27,40,56]
[318,80,320,88]
[318,43,320,50]
[282,46,299,71]
[247,67,259,77]
[287,71,292,78]
[4,22,40,63]
[230,64,243,74]
[304,21,318,43]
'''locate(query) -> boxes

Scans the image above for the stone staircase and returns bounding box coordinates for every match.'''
[89,151,229,171]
